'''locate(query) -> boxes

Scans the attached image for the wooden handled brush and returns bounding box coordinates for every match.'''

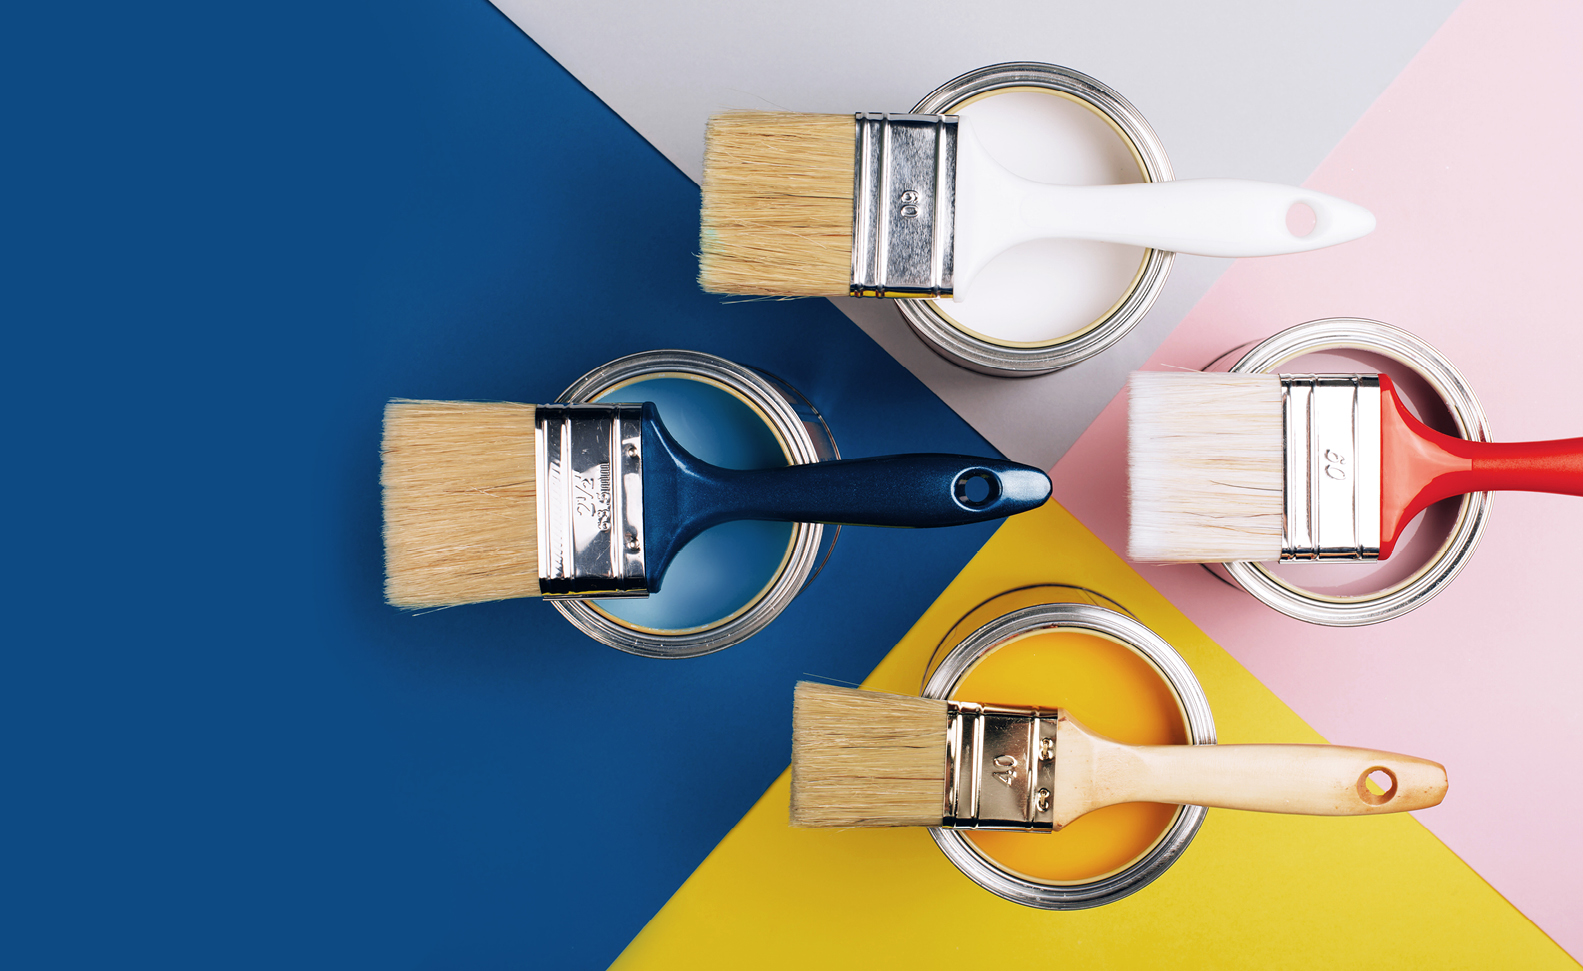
[790,682,1446,830]
[700,111,1374,300]
[382,400,1051,608]
[1127,370,1583,563]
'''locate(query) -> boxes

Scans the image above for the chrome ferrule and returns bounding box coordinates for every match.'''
[850,113,957,298]
[534,403,649,598]
[942,700,1057,831]
[1280,374,1382,561]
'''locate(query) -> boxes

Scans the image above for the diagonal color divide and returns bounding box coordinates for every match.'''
[1049,0,1583,956]
[489,0,1461,467]
[488,0,1583,960]
[610,498,1573,969]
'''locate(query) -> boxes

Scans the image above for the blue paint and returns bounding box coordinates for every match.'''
[592,378,796,631]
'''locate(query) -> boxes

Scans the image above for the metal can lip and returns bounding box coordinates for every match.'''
[922,601,1215,910]
[898,62,1175,376]
[551,349,836,658]
[1220,319,1493,626]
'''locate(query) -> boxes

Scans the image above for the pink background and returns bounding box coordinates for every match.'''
[1051,0,1583,952]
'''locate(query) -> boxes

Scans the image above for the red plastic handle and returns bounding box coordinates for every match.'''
[1379,376,1583,556]
[1463,438,1583,492]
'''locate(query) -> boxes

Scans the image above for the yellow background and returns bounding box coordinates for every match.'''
[613,499,1573,969]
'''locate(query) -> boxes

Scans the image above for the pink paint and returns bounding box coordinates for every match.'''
[1050,0,1583,953]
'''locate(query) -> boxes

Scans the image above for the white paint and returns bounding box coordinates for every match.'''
[935,90,1146,345]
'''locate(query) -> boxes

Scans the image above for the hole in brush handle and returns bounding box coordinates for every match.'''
[1285,201,1317,238]
[1356,766,1399,807]
[953,469,1001,509]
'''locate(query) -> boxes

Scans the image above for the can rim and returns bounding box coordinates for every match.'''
[550,350,829,657]
[922,602,1215,909]
[897,62,1175,376]
[1222,318,1493,626]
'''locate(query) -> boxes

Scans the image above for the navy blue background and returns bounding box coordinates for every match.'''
[6,2,1002,967]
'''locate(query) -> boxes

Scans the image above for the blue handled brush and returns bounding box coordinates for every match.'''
[381,400,1049,608]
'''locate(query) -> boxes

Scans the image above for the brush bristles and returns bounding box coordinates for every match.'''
[381,400,540,607]
[1128,371,1285,562]
[699,111,854,297]
[790,682,947,828]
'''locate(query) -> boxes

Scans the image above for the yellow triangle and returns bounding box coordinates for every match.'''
[613,499,1574,970]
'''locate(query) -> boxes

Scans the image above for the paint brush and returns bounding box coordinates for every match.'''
[1126,371,1583,563]
[699,111,1375,300]
[789,682,1446,830]
[381,400,1050,608]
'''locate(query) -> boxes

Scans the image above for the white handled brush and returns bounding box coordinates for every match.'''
[700,111,1375,301]
[790,682,1446,830]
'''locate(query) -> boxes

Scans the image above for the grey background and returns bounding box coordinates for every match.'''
[492,0,1461,466]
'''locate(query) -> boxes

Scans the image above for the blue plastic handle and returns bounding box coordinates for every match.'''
[639,403,1049,590]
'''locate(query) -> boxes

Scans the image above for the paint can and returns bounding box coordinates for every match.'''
[552,350,838,656]
[921,586,1214,908]
[898,63,1174,376]
[1206,318,1492,625]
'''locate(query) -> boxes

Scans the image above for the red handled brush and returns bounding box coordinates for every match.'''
[1127,370,1583,562]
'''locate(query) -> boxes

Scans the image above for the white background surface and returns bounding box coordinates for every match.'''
[492,0,1462,465]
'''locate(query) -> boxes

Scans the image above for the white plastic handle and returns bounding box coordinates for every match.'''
[951,119,1376,299]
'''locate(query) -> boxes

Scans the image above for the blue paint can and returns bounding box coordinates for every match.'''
[552,350,839,657]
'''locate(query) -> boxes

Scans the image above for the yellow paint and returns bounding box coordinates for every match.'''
[956,629,1186,883]
[612,500,1577,970]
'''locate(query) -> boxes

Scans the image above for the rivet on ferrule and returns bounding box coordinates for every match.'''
[941,700,1058,831]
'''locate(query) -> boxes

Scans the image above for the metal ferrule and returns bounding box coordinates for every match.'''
[1280,375,1383,561]
[942,700,1057,831]
[534,403,649,598]
[850,113,957,298]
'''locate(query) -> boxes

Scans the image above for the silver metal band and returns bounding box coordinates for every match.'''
[942,700,1056,831]
[1279,375,1382,561]
[850,113,957,298]
[534,403,649,598]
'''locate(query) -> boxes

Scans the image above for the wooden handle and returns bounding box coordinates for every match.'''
[1050,713,1447,828]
